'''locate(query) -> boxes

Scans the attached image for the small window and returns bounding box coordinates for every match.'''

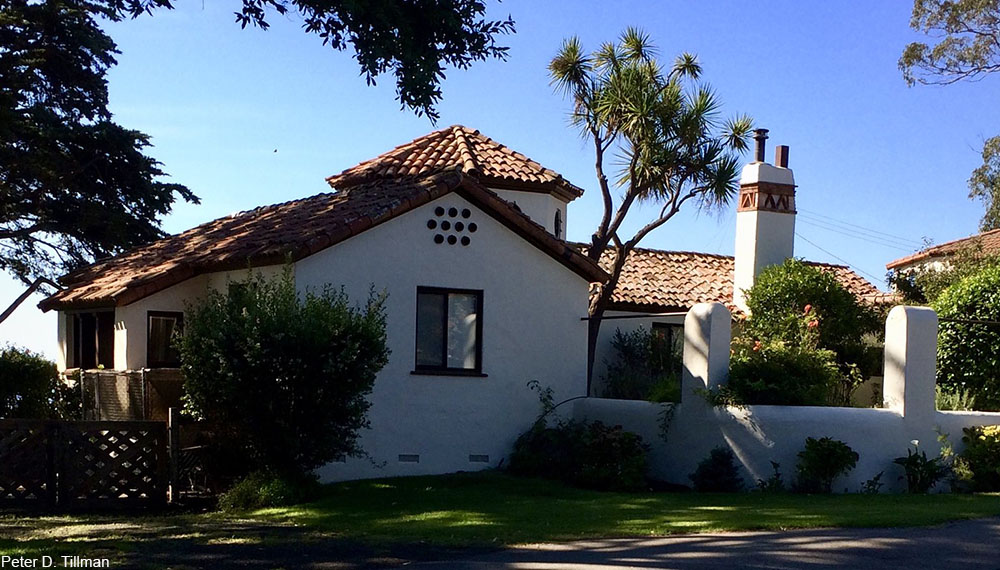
[554,209,563,239]
[69,311,115,369]
[651,322,683,377]
[414,287,483,374]
[147,311,184,368]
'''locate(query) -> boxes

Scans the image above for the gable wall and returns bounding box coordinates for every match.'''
[490,188,567,238]
[295,194,590,480]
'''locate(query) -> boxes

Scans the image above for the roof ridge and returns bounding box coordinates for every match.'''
[450,125,482,176]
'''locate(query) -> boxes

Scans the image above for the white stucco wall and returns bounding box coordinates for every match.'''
[288,194,590,480]
[576,303,1000,493]
[490,188,568,239]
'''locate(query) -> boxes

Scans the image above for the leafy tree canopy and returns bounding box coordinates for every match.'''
[548,28,752,388]
[179,268,389,476]
[107,0,515,120]
[0,0,197,284]
[900,0,1000,231]
[0,345,81,419]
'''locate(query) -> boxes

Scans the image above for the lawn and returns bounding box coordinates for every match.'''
[3,471,1000,567]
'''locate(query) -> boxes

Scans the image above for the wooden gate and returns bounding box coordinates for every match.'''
[0,420,167,508]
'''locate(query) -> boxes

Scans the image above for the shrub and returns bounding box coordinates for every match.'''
[735,259,881,406]
[601,327,680,403]
[860,472,884,494]
[934,266,1000,410]
[689,447,744,492]
[743,259,881,376]
[959,425,1000,491]
[509,420,649,491]
[936,386,977,411]
[217,470,321,512]
[727,339,842,406]
[756,461,785,493]
[894,448,947,493]
[179,267,389,478]
[0,345,80,419]
[794,437,858,493]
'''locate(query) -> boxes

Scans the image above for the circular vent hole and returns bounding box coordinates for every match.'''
[427,219,437,229]
[433,234,444,244]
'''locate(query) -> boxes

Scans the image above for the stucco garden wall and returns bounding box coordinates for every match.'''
[574,303,1000,493]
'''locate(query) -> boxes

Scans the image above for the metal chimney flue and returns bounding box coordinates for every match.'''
[753,128,769,163]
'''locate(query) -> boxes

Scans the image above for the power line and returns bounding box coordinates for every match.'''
[798,208,923,247]
[797,219,915,252]
[797,213,922,249]
[795,232,886,284]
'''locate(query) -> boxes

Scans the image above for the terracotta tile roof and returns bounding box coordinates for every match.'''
[886,228,1000,270]
[579,245,888,314]
[40,171,606,311]
[326,125,584,200]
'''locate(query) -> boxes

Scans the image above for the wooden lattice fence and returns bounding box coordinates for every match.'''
[0,420,167,508]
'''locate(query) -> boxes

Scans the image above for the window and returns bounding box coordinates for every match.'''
[147,311,184,368]
[69,311,114,369]
[651,322,684,377]
[554,209,563,239]
[414,287,483,375]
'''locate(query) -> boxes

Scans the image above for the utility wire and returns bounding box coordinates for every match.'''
[797,213,921,250]
[798,208,923,246]
[797,219,915,252]
[795,232,886,284]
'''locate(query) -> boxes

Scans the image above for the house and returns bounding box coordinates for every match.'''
[40,125,885,480]
[886,228,1000,275]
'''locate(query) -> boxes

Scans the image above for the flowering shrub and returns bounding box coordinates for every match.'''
[731,259,879,406]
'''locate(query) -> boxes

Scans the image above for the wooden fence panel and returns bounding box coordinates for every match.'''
[0,420,167,508]
[0,420,53,506]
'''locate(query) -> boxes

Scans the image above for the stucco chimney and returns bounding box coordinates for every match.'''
[733,131,796,313]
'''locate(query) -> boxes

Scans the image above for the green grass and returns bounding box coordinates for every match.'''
[255,471,1000,546]
[3,471,1000,567]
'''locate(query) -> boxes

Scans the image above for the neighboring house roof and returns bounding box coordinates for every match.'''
[39,170,607,311]
[885,228,1000,270]
[580,245,888,314]
[325,125,584,201]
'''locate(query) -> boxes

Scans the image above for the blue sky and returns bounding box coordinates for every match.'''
[3,0,997,358]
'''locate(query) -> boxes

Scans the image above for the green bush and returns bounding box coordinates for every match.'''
[936,386,978,411]
[727,339,843,406]
[959,425,1000,491]
[743,259,881,375]
[934,266,1000,410]
[179,267,389,478]
[894,448,947,493]
[734,260,880,406]
[794,437,858,493]
[509,420,649,492]
[756,461,785,492]
[689,447,744,492]
[601,327,680,403]
[0,345,80,419]
[217,470,322,512]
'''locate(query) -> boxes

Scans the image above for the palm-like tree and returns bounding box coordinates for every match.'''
[549,28,754,390]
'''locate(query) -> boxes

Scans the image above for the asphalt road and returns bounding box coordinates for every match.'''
[411,517,1000,569]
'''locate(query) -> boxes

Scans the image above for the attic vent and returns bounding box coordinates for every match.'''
[428,205,475,246]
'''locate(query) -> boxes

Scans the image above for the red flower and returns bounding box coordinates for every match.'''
[753,340,762,351]
[803,304,813,314]
[807,320,819,329]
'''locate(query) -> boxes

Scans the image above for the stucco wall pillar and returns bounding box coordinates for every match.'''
[883,306,937,425]
[681,302,731,403]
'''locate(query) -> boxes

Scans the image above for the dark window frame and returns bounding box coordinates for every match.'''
[68,310,115,369]
[412,286,485,377]
[651,322,684,376]
[146,310,184,368]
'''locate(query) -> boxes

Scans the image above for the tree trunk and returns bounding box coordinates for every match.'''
[585,249,626,396]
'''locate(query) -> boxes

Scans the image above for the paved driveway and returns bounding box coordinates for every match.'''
[413,517,1000,569]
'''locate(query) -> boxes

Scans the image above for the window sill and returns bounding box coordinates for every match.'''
[410,369,488,378]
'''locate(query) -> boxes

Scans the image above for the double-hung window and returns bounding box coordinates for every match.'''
[414,287,483,375]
